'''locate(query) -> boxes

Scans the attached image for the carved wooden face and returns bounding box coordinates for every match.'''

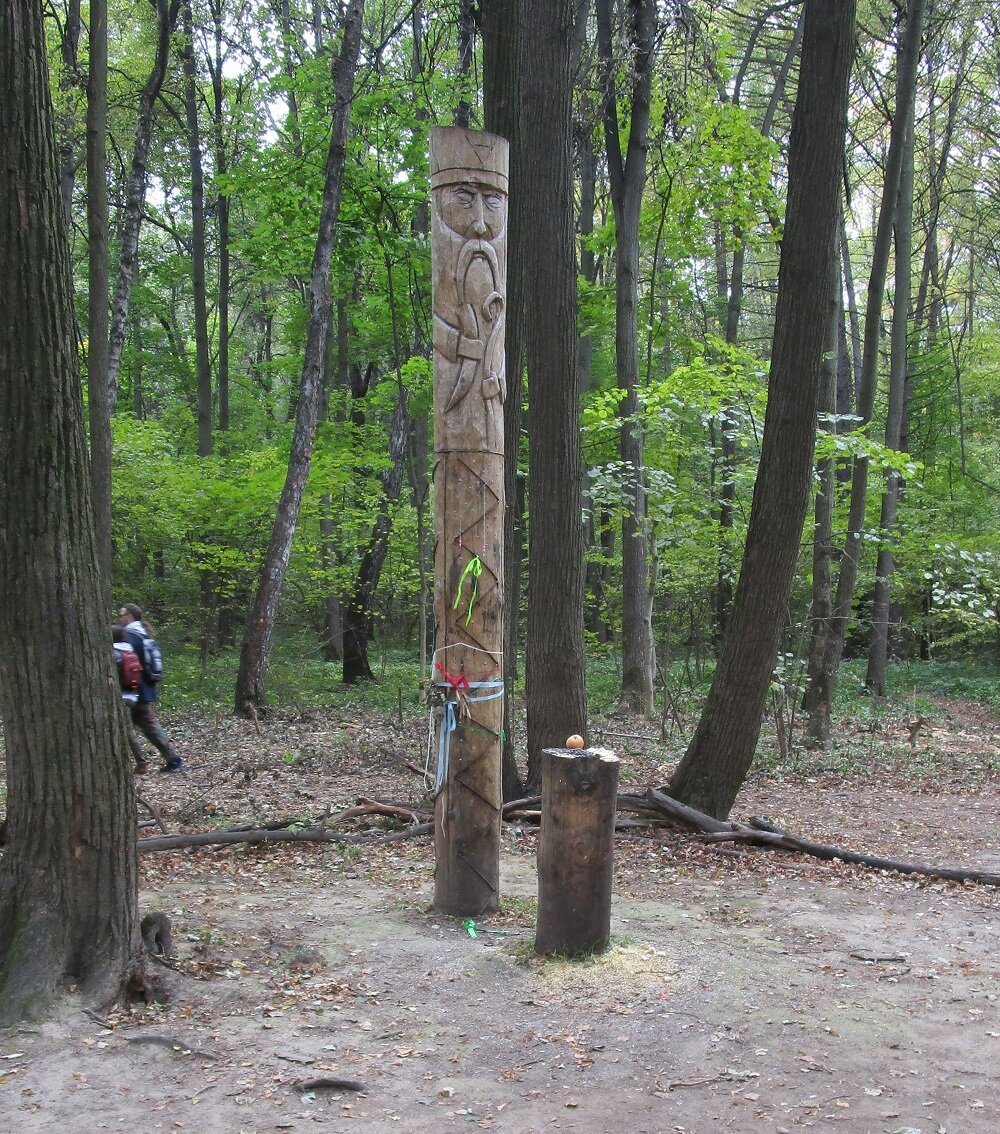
[437,183,507,242]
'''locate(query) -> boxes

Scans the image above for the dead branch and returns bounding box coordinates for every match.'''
[138,827,371,852]
[136,792,169,835]
[643,788,1000,889]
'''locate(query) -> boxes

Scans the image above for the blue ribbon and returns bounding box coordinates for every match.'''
[433,680,505,794]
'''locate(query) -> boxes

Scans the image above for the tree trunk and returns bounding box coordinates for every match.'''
[342,395,410,684]
[866,113,914,695]
[714,9,804,643]
[803,267,841,747]
[209,0,231,433]
[182,0,214,458]
[667,0,857,819]
[597,0,656,716]
[482,0,526,801]
[57,0,82,223]
[521,0,589,791]
[810,0,926,707]
[86,0,112,583]
[0,0,142,1019]
[107,0,178,407]
[235,0,364,715]
[454,0,476,128]
[535,747,620,956]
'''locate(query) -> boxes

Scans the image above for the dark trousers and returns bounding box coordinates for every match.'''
[130,700,180,766]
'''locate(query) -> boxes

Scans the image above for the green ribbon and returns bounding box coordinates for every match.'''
[452,555,483,626]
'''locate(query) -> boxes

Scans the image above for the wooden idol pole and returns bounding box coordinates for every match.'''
[429,127,508,916]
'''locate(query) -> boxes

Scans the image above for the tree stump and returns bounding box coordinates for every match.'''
[535,746,619,955]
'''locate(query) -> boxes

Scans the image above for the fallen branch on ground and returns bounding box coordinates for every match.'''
[138,819,436,852]
[643,788,1000,888]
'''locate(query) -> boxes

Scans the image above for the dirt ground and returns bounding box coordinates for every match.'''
[1,699,999,1133]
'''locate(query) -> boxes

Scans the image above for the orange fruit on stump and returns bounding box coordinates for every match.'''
[565,734,585,749]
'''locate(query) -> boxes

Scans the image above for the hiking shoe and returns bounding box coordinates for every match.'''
[134,760,150,775]
[158,759,185,773]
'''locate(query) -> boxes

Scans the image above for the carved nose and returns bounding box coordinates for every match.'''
[470,197,488,236]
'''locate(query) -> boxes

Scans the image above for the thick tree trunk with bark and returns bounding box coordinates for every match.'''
[235,0,364,715]
[482,0,526,801]
[520,0,589,791]
[535,748,620,956]
[667,0,857,819]
[0,0,143,1020]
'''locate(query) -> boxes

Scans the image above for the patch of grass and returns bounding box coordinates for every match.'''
[500,896,537,920]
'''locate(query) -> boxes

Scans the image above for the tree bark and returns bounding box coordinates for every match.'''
[667,0,857,819]
[520,0,589,791]
[0,0,142,1020]
[597,0,657,717]
[535,748,620,956]
[235,0,364,714]
[482,0,526,801]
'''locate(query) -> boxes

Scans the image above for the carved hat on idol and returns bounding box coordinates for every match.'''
[429,127,509,194]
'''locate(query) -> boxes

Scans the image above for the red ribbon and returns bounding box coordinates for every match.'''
[434,662,470,693]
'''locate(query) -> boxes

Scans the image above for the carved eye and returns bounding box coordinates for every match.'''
[454,187,476,207]
[485,194,503,212]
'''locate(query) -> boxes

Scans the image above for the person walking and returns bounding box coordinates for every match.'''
[112,624,150,774]
[118,602,184,772]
